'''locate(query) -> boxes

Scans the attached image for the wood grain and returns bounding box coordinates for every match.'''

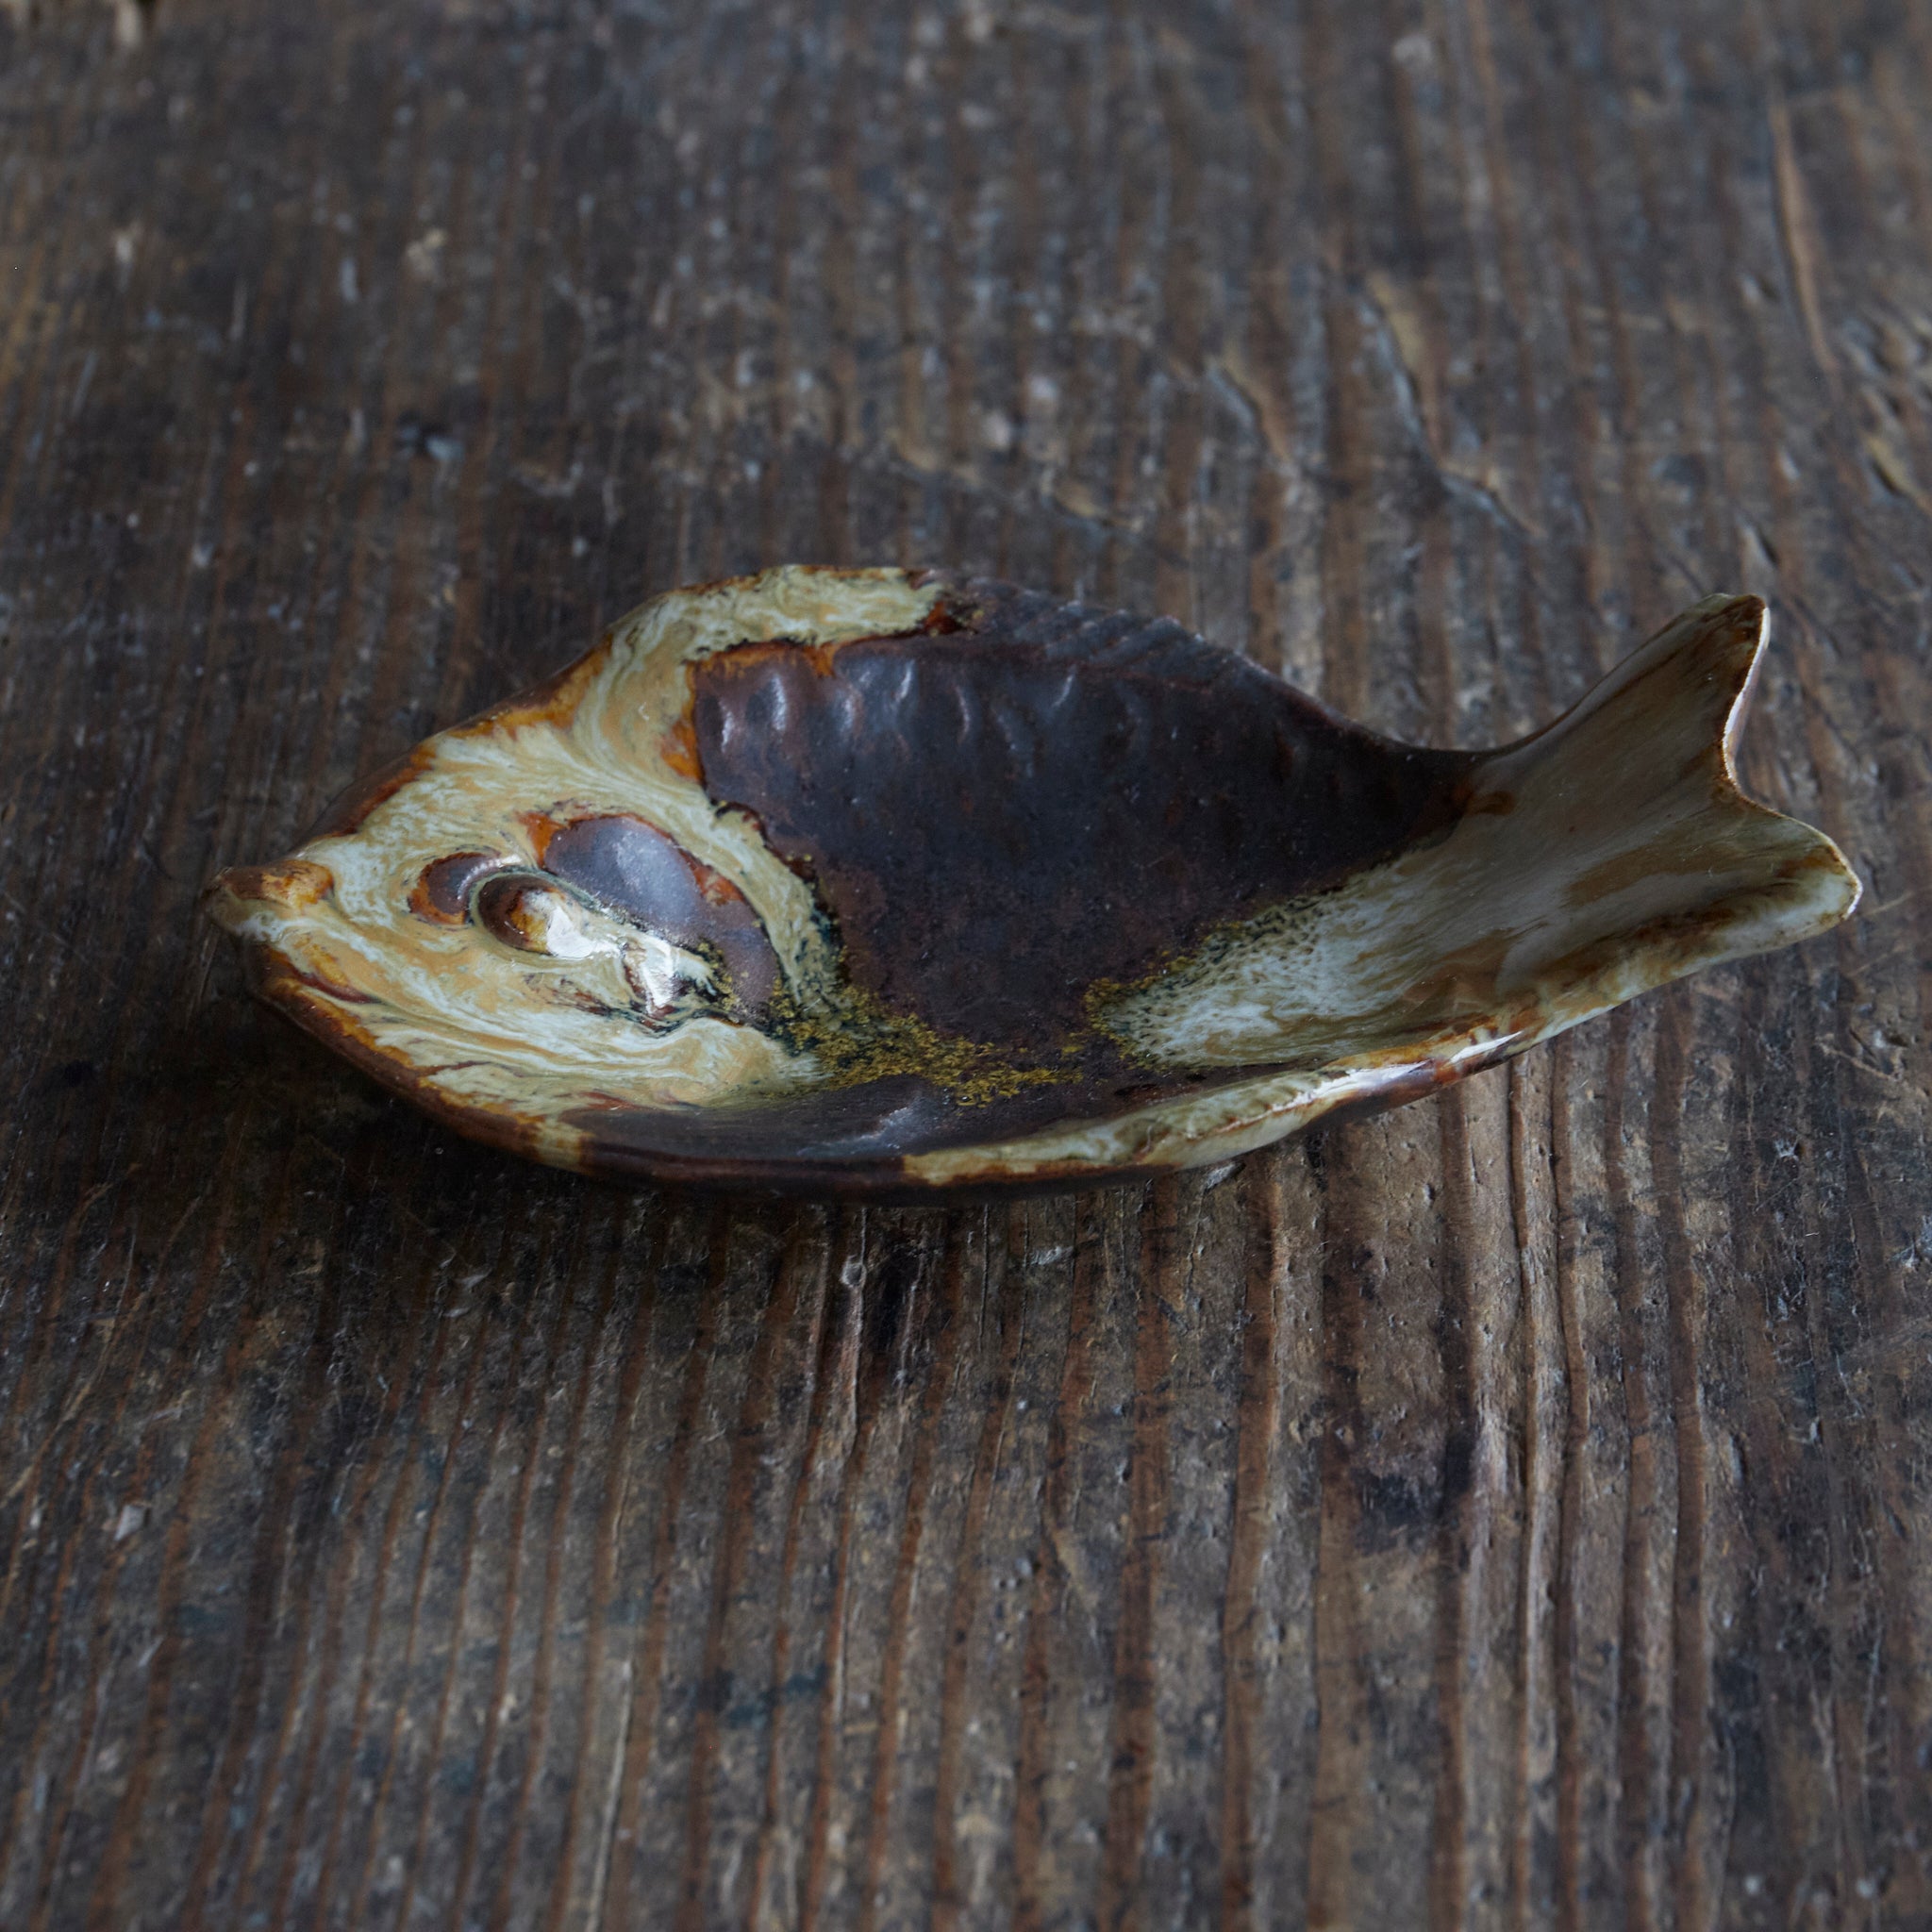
[3,0,1929,1924]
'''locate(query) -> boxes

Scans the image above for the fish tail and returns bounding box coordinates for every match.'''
[1471,592,1860,989]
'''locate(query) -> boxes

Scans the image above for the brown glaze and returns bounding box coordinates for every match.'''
[202,566,1861,1196]
[562,1055,1288,1176]
[409,850,514,924]
[691,578,1473,1048]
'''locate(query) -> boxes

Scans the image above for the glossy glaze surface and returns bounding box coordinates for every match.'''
[204,566,1860,1194]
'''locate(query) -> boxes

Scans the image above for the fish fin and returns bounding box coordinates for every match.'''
[1505,592,1767,794]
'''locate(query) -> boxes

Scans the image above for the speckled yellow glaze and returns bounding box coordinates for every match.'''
[204,568,1859,1196]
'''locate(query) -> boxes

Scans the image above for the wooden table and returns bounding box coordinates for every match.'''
[4,1,1928,1925]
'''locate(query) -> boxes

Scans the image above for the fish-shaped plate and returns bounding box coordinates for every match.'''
[205,567,1859,1197]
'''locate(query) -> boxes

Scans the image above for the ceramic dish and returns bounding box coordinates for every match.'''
[204,566,1860,1196]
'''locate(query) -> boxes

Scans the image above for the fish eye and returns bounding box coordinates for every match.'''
[473,872,605,959]
[469,870,714,1019]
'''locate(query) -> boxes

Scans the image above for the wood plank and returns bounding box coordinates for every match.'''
[2,0,1928,1924]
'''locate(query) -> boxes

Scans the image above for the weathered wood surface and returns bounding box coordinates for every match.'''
[3,0,1930,1925]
